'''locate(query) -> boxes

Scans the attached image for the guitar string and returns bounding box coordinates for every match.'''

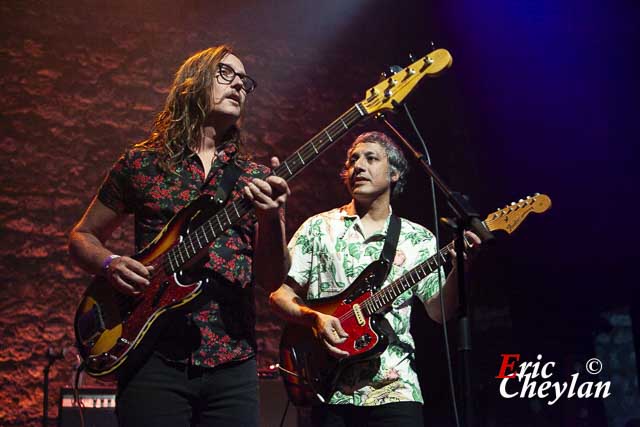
[145,78,431,280]
[148,106,364,275]
[109,106,366,312]
[336,243,454,323]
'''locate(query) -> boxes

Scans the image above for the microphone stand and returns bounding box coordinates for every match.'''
[42,351,58,427]
[379,113,494,427]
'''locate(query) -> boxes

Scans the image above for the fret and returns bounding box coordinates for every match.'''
[439,252,448,265]
[388,288,397,300]
[232,202,240,219]
[408,270,416,284]
[324,130,333,142]
[194,232,202,249]
[188,236,196,254]
[216,214,223,231]
[310,141,319,154]
[402,275,411,289]
[284,161,293,176]
[167,251,175,272]
[172,250,180,271]
[208,220,216,239]
[355,103,365,116]
[297,151,305,165]
[223,208,231,225]
[177,247,185,264]
[340,119,348,130]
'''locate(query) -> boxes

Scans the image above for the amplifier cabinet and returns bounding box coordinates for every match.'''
[58,387,117,427]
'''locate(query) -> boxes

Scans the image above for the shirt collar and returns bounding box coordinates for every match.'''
[337,201,393,240]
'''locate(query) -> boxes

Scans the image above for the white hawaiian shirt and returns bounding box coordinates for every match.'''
[287,203,446,406]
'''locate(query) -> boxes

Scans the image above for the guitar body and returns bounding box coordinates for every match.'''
[279,260,392,406]
[74,195,218,378]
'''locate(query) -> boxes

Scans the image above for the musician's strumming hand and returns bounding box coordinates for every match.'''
[106,256,154,296]
[313,312,349,359]
[244,157,290,223]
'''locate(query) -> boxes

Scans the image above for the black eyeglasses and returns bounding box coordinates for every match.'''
[216,63,257,94]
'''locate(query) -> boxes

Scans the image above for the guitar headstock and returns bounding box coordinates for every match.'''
[483,194,552,234]
[361,49,453,115]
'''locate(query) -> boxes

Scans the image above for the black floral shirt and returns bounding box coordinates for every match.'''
[98,143,270,368]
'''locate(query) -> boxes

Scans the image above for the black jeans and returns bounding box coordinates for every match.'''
[116,352,258,427]
[311,402,424,427]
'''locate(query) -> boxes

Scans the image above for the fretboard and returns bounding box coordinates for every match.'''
[164,103,367,274]
[361,234,472,315]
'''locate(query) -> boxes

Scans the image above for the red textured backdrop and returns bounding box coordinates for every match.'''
[5,1,637,426]
[1,2,446,425]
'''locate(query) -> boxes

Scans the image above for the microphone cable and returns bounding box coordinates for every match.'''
[401,101,462,427]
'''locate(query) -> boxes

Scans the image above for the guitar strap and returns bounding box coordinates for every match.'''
[380,214,401,265]
[211,161,243,207]
[377,214,417,359]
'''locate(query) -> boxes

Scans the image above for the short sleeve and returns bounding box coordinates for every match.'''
[97,151,134,214]
[286,217,317,291]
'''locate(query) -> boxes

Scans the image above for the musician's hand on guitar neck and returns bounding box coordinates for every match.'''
[448,231,482,268]
[106,256,154,296]
[313,312,349,359]
[244,157,290,222]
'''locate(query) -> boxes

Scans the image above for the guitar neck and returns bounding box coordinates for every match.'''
[273,104,366,181]
[165,103,367,274]
[362,239,459,316]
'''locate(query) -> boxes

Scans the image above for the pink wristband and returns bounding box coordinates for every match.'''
[101,254,121,274]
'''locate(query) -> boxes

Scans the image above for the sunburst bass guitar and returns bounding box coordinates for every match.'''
[279,194,552,406]
[74,49,454,378]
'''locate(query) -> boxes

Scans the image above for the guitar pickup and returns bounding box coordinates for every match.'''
[353,304,365,326]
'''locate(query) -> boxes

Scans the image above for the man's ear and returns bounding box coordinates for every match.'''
[390,170,399,183]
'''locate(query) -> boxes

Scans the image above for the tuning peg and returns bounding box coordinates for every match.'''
[429,41,437,52]
[389,65,403,75]
[408,53,415,62]
[380,71,388,80]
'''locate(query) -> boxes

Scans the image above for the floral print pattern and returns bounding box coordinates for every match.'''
[287,205,445,406]
[98,144,269,367]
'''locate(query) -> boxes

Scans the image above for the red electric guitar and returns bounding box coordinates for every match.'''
[74,49,454,378]
[279,194,552,406]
